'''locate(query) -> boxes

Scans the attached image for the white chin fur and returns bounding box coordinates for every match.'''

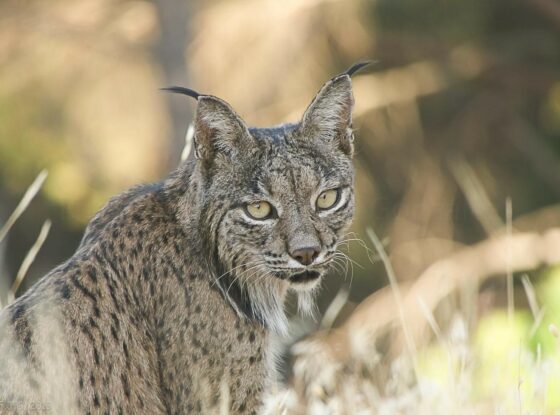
[246,278,290,336]
[245,273,321,336]
[296,289,319,319]
[294,277,322,320]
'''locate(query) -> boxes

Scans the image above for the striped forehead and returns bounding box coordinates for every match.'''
[258,148,321,203]
[246,124,349,200]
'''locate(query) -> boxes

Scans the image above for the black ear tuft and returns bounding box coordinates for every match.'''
[161,86,202,100]
[341,60,376,78]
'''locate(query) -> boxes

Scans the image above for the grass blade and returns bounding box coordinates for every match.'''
[8,219,51,303]
[0,170,48,245]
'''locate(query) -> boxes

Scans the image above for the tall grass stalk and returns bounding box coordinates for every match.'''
[8,219,51,304]
[0,170,48,308]
[366,226,419,380]
[506,197,514,323]
[0,170,47,244]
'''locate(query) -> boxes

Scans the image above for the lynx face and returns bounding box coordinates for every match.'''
[189,73,357,332]
[214,126,354,292]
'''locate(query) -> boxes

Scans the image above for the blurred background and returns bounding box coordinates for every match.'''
[1,0,560,412]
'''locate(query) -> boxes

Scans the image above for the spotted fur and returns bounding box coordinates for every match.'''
[0,71,358,414]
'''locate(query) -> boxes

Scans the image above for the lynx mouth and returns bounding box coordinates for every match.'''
[289,270,321,283]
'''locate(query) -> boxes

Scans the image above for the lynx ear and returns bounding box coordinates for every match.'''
[300,61,373,155]
[300,75,355,155]
[193,96,254,162]
[162,86,254,163]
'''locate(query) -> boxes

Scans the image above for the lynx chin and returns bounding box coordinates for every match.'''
[0,62,368,414]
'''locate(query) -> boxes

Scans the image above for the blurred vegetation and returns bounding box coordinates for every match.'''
[1,0,560,411]
[417,266,560,412]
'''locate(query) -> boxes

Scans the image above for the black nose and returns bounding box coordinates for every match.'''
[290,246,320,266]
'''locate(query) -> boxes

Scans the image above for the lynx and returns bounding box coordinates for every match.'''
[0,62,368,414]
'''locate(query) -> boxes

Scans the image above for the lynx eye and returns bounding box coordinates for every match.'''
[245,201,273,220]
[316,189,340,210]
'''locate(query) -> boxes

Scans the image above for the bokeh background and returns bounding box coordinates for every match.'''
[1,0,560,412]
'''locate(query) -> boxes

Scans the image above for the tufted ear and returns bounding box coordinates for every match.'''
[299,61,373,156]
[193,96,254,163]
[162,86,255,164]
[300,75,355,155]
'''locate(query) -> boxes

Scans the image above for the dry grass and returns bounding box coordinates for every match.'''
[261,256,560,415]
[0,170,49,308]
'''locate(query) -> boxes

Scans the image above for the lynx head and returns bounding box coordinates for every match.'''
[170,63,369,334]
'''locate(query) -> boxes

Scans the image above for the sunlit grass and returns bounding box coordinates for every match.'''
[263,267,560,414]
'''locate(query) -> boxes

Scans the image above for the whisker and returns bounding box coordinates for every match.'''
[212,260,262,287]
[224,262,265,297]
[333,251,364,270]
[251,270,274,286]
[330,256,348,277]
[331,257,346,274]
[338,233,381,263]
[338,255,352,283]
[331,252,355,290]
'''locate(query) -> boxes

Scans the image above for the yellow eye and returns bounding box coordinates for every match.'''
[317,189,340,210]
[245,201,273,220]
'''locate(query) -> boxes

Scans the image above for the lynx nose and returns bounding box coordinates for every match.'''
[290,246,320,266]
